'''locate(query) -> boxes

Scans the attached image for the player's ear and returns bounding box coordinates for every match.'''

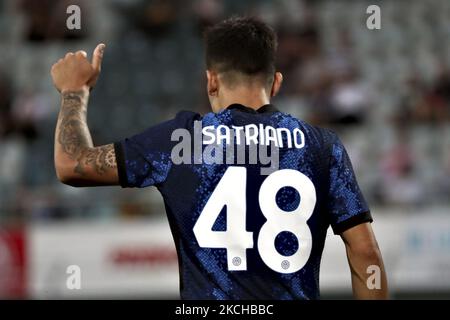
[270,72,283,97]
[206,70,219,97]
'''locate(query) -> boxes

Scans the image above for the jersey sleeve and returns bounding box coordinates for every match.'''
[114,111,199,188]
[327,133,372,234]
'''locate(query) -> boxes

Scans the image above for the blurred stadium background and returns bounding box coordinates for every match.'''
[0,0,449,299]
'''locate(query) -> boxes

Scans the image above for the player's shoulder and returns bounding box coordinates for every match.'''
[273,110,340,147]
[313,125,341,146]
[173,110,202,125]
[171,109,233,129]
[132,110,201,138]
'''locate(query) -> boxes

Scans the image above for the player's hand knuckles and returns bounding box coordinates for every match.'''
[75,54,84,61]
[52,59,61,67]
[75,50,88,59]
[51,63,61,74]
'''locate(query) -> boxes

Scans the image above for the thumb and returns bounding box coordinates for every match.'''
[92,43,105,73]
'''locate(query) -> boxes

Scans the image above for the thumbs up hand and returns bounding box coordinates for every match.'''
[51,43,105,93]
[87,43,105,89]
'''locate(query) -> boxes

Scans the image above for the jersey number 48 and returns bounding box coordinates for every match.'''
[193,167,316,274]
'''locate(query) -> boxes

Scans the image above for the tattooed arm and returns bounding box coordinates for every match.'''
[52,44,118,186]
[54,88,118,186]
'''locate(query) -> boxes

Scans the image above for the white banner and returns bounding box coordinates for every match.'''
[28,218,179,298]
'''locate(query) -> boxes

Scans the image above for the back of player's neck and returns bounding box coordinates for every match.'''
[221,92,270,110]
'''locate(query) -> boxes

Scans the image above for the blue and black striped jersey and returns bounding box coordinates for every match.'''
[114,104,371,300]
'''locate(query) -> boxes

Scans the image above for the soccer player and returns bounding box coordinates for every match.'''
[51,17,388,299]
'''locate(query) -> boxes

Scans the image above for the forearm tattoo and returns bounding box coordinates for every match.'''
[74,144,117,175]
[58,91,116,176]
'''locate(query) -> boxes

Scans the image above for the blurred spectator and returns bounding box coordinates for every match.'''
[0,70,14,138]
[396,73,427,124]
[11,89,53,142]
[19,0,88,42]
[397,66,450,124]
[378,128,423,207]
[279,24,370,126]
[439,141,450,203]
[277,24,323,97]
[192,0,224,34]
[327,69,371,125]
[0,137,26,196]
[424,66,450,121]
[326,30,371,125]
[114,0,180,38]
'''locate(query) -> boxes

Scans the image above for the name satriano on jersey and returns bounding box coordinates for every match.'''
[170,117,305,173]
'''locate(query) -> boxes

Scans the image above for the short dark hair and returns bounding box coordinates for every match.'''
[204,16,277,86]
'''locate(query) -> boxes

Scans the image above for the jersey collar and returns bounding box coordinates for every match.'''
[226,103,279,114]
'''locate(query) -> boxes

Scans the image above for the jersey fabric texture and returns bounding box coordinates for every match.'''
[114,104,372,300]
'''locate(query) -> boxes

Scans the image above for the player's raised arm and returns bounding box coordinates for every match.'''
[51,44,119,187]
[341,222,389,299]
